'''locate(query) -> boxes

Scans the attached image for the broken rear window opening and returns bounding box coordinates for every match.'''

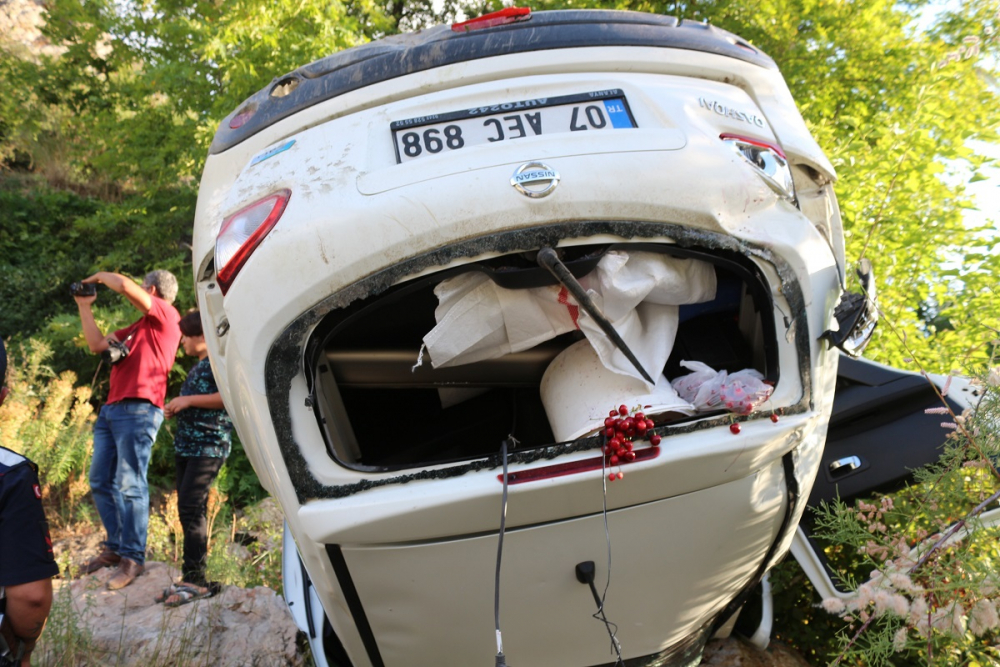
[306,242,779,472]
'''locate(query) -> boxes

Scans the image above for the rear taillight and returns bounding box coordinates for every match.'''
[229,104,256,130]
[215,190,291,294]
[720,133,796,204]
[500,446,660,485]
[452,7,531,32]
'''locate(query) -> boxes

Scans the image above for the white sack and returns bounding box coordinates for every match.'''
[422,251,717,388]
[541,340,695,442]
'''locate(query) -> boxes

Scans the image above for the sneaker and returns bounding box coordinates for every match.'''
[77,548,121,575]
[107,557,144,590]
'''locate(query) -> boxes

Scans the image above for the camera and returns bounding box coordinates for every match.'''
[102,340,130,365]
[70,282,97,297]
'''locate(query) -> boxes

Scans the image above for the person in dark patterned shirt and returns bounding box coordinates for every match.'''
[158,311,233,606]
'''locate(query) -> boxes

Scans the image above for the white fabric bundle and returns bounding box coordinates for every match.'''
[422,251,717,389]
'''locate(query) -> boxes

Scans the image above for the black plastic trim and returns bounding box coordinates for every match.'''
[210,10,776,154]
[326,544,384,667]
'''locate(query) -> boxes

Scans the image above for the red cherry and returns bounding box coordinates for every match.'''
[624,451,636,462]
[730,423,741,435]
[616,472,624,480]
[626,427,636,437]
[635,412,646,422]
[770,414,779,423]
[609,437,622,449]
[609,473,616,481]
[635,421,647,434]
[649,434,661,446]
[610,455,620,465]
[619,404,629,416]
[605,417,616,427]
[646,419,655,430]
[604,427,615,438]
[624,442,633,452]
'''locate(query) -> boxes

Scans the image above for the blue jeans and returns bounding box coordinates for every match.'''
[90,401,163,564]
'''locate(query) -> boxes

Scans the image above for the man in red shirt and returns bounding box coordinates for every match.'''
[74,271,181,590]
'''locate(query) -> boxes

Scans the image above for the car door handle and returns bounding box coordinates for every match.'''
[829,456,862,476]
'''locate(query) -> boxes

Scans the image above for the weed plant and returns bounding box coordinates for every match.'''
[1,342,288,664]
[799,363,1000,666]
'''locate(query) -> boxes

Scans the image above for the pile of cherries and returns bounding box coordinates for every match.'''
[601,404,661,481]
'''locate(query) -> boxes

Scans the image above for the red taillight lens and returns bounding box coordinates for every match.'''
[215,190,291,295]
[229,104,256,130]
[499,446,660,485]
[452,7,531,32]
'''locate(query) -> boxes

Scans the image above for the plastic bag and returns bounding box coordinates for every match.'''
[670,360,772,415]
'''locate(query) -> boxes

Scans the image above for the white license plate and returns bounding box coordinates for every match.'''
[391,90,637,163]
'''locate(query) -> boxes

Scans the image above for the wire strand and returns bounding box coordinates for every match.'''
[597,436,624,664]
[495,437,509,656]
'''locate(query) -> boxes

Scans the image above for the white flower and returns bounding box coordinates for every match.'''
[968,599,1000,636]
[987,367,1000,387]
[893,627,908,651]
[873,590,910,618]
[889,593,911,617]
[932,602,966,636]
[909,596,929,628]
[888,572,916,593]
[821,597,847,614]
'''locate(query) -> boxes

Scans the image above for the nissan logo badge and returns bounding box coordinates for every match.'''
[511,162,559,199]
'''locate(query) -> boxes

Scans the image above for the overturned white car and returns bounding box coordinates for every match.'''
[193,8,882,666]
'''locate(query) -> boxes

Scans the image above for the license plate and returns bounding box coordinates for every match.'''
[391,90,637,163]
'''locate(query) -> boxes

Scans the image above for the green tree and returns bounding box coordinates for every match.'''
[478,0,1000,373]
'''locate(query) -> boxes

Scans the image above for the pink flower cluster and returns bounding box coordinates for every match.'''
[818,492,1000,653]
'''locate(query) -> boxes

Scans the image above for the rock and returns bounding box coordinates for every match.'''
[56,562,304,666]
[0,0,65,59]
[703,636,813,667]
[53,559,808,666]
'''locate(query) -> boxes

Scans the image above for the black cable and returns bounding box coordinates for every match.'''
[595,433,624,664]
[494,434,517,667]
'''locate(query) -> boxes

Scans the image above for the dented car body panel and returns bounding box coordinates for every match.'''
[194,10,852,666]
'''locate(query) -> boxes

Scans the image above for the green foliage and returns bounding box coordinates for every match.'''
[0,339,96,523]
[808,366,1000,665]
[215,434,269,509]
[32,584,105,666]
[0,340,94,484]
[768,559,851,664]
[0,0,428,190]
[0,180,196,344]
[205,498,284,592]
[516,0,1000,374]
